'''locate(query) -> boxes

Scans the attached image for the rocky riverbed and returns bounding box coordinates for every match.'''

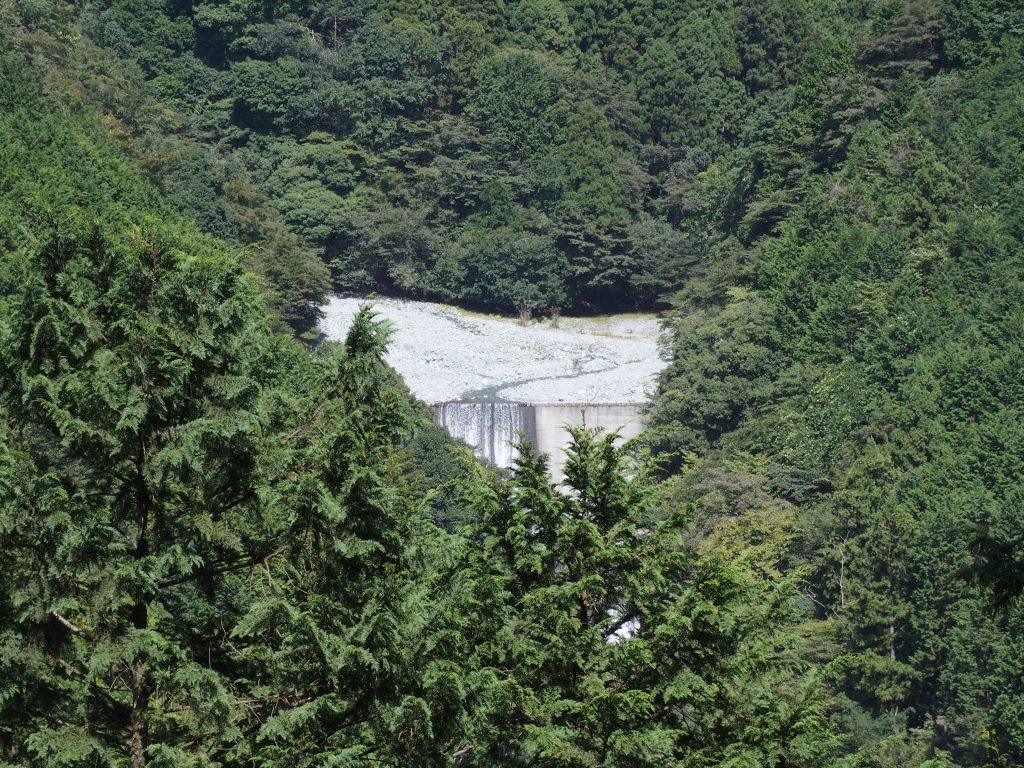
[319,295,669,404]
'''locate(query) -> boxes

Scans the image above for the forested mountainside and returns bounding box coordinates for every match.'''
[2,0,1024,766]
[17,0,1012,330]
[643,5,1024,763]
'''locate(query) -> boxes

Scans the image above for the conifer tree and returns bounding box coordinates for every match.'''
[453,428,839,766]
[232,307,465,766]
[0,224,281,765]
[0,228,469,766]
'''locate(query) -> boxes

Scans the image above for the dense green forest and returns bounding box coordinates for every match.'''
[2,0,1024,765]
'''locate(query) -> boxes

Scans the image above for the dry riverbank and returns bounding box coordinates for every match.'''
[319,295,668,404]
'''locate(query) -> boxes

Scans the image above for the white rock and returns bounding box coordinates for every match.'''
[319,295,668,404]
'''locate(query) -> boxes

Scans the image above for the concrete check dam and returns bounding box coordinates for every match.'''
[319,295,667,476]
[433,401,645,479]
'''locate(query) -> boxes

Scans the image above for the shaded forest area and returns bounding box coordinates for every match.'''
[2,0,1024,766]
[10,0,960,329]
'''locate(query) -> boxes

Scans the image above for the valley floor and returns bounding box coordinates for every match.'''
[319,295,668,404]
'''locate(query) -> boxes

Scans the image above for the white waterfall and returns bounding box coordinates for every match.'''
[433,401,526,469]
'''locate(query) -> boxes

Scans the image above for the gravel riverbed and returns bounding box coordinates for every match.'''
[319,295,669,404]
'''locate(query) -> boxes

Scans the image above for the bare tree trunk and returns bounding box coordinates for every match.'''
[129,653,148,768]
[130,445,150,767]
[838,542,846,610]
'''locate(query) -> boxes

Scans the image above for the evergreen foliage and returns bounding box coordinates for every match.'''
[642,3,1024,764]
[0,222,463,765]
[452,431,839,766]
[2,0,1024,765]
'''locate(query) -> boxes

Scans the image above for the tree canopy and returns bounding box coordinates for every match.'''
[3,0,1024,765]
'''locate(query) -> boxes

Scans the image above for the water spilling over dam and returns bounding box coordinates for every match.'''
[434,401,532,469]
[433,401,645,479]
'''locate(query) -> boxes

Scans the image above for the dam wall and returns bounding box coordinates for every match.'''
[432,401,645,480]
[532,404,645,480]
